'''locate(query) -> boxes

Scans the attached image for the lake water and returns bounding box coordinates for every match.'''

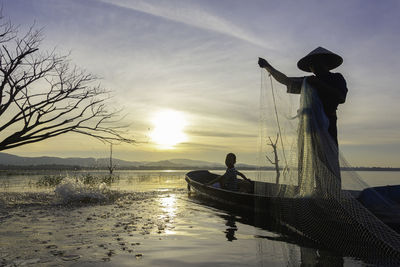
[0,170,399,266]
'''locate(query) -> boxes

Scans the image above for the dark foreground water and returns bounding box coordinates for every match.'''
[0,170,399,266]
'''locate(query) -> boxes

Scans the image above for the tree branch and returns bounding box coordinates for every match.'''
[0,17,134,151]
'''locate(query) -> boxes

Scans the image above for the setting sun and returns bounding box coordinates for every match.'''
[150,110,187,149]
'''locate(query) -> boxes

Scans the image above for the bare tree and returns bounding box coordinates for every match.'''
[107,143,116,175]
[266,133,280,184]
[0,17,133,151]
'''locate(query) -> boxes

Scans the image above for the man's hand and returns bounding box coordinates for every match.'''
[258,58,290,86]
[258,57,271,69]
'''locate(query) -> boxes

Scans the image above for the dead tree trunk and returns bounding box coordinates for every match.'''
[108,143,116,175]
[266,133,280,184]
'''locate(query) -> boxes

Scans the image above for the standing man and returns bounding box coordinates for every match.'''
[258,47,348,146]
[258,47,348,197]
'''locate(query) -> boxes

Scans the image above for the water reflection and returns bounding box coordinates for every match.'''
[190,193,346,266]
[0,170,189,192]
[160,194,177,217]
[159,194,177,235]
[299,247,344,266]
[222,215,238,242]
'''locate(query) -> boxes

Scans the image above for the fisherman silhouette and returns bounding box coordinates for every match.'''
[258,47,347,146]
[258,47,348,197]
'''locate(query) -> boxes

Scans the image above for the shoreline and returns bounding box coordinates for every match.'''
[1,166,400,172]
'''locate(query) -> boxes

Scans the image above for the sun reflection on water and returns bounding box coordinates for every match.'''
[159,194,177,235]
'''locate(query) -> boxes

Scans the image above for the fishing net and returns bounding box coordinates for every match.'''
[257,70,400,265]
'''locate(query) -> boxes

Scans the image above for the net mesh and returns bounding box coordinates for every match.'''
[257,70,400,264]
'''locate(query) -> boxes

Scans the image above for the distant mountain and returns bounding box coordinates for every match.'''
[0,152,236,169]
[3,152,393,171]
[142,160,182,168]
[158,159,224,168]
[236,163,258,169]
[0,152,142,168]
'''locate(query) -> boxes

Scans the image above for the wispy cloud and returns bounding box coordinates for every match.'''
[177,141,228,150]
[187,130,256,138]
[5,0,400,166]
[97,0,269,48]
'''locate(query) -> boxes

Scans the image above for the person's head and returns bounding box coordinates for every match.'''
[297,47,342,74]
[309,60,329,76]
[225,153,236,168]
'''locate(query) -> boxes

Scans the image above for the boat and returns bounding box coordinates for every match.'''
[185,170,400,264]
[185,170,400,225]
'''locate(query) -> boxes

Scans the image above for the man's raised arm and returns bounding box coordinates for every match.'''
[258,57,291,86]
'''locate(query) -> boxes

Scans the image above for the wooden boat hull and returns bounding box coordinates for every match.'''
[185,170,400,263]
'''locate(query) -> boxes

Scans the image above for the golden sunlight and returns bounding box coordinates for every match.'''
[150,110,187,149]
[159,194,177,235]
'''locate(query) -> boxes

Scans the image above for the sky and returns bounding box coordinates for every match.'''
[2,0,400,167]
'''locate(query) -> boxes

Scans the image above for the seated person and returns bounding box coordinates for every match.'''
[206,153,252,193]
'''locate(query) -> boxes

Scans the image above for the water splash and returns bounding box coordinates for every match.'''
[54,177,114,204]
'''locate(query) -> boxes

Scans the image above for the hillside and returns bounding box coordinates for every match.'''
[0,152,228,169]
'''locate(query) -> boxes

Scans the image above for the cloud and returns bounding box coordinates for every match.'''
[97,0,269,48]
[176,141,227,150]
[187,130,256,138]
[6,0,400,166]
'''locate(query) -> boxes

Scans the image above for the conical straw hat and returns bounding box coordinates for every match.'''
[297,47,343,72]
